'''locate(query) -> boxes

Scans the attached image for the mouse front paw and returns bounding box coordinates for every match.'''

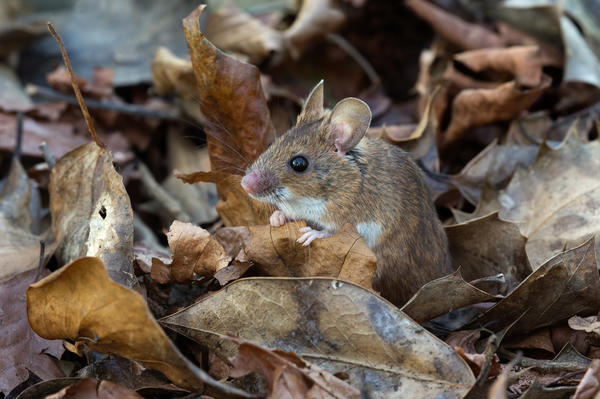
[296,227,331,246]
[269,210,289,227]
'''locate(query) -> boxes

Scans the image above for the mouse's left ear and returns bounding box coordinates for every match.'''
[329,98,372,155]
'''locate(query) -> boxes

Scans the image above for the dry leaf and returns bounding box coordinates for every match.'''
[151,220,231,284]
[446,212,532,293]
[26,256,257,397]
[175,170,271,227]
[453,346,500,378]
[213,226,252,285]
[247,222,377,290]
[45,378,143,399]
[161,277,475,399]
[182,5,274,174]
[454,46,543,87]
[0,268,64,393]
[405,0,505,50]
[401,270,497,323]
[229,338,360,399]
[49,142,134,286]
[467,237,600,336]
[442,76,551,147]
[151,46,196,100]
[572,359,600,399]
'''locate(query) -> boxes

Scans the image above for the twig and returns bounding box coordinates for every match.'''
[27,84,182,121]
[35,241,46,282]
[327,33,380,87]
[14,112,23,159]
[47,22,104,147]
[39,142,56,169]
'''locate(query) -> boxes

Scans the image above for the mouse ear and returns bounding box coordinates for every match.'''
[329,98,372,155]
[296,80,324,125]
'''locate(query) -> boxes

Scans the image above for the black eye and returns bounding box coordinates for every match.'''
[289,155,309,172]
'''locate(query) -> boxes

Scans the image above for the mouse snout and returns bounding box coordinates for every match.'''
[241,170,277,196]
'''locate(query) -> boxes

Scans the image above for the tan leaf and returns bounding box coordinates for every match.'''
[247,222,377,290]
[228,338,360,399]
[572,359,600,399]
[161,278,475,399]
[26,256,257,397]
[442,76,551,147]
[175,170,271,227]
[182,5,274,174]
[49,142,134,286]
[454,46,543,87]
[151,46,196,100]
[151,220,231,284]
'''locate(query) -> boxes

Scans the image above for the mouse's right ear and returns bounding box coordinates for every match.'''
[296,80,324,125]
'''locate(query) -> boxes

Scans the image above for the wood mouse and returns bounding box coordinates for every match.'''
[241,81,452,305]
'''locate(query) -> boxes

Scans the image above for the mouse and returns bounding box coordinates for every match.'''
[240,80,453,306]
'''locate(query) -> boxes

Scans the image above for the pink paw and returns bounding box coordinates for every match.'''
[269,210,289,227]
[296,226,331,246]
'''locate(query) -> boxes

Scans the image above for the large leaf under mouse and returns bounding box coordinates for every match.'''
[160,277,475,399]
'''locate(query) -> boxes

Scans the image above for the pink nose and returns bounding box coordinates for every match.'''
[241,170,276,195]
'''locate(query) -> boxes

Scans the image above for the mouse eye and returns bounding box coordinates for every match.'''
[289,155,309,173]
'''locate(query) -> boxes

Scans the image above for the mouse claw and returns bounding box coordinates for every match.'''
[269,210,289,227]
[297,227,330,246]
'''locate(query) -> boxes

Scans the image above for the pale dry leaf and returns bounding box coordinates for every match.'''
[572,359,600,399]
[49,142,134,286]
[161,277,475,399]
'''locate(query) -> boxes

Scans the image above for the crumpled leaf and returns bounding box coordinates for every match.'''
[182,5,274,174]
[572,359,600,399]
[401,270,497,323]
[49,142,134,286]
[213,226,252,286]
[229,338,360,399]
[467,237,600,336]
[442,75,551,147]
[161,277,475,398]
[445,212,532,293]
[569,315,600,347]
[150,220,231,284]
[26,256,257,397]
[45,378,143,399]
[453,346,500,378]
[248,222,377,290]
[453,45,543,87]
[175,170,270,226]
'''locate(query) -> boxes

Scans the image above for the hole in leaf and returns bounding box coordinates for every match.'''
[99,206,107,219]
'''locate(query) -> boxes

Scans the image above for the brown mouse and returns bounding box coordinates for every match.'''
[241,81,452,306]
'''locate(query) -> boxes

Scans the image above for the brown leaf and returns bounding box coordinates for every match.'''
[160,277,475,398]
[151,47,197,100]
[572,359,600,399]
[453,346,500,378]
[45,379,143,399]
[49,142,134,286]
[405,0,505,50]
[442,76,551,147]
[26,256,256,397]
[0,268,64,393]
[446,213,532,293]
[175,170,270,227]
[454,46,543,87]
[151,220,231,284]
[247,222,377,290]
[229,338,359,399]
[401,270,497,323]
[182,5,274,174]
[47,65,114,99]
[213,226,252,286]
[467,237,600,336]
[283,0,345,59]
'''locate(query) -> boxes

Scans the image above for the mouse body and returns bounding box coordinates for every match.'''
[241,81,452,305]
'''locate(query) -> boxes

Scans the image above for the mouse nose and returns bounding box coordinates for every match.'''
[241,170,276,195]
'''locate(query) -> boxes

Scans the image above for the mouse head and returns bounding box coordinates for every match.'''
[241,81,372,208]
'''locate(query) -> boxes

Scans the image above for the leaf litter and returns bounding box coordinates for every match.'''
[1,0,600,398]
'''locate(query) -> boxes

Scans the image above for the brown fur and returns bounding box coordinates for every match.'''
[245,84,453,306]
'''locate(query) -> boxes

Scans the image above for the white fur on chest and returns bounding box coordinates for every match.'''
[277,188,328,226]
[356,221,382,248]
